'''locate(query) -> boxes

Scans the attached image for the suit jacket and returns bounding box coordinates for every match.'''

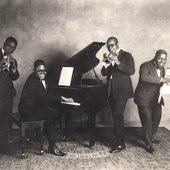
[101,49,135,99]
[0,48,19,97]
[134,60,165,107]
[18,73,49,120]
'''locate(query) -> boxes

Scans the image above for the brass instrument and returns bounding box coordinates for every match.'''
[0,55,16,74]
[102,53,115,67]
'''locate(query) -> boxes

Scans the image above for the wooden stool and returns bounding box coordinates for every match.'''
[11,113,46,158]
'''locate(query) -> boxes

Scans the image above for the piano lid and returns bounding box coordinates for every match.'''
[63,42,105,74]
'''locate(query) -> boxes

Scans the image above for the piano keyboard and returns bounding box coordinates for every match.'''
[61,101,81,106]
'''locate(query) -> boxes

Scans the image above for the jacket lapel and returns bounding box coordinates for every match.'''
[0,48,3,61]
[117,49,123,61]
[150,60,165,77]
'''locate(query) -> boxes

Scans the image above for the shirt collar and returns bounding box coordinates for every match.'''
[1,48,4,56]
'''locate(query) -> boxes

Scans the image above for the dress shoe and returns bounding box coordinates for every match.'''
[110,145,126,153]
[145,145,154,154]
[48,144,66,156]
[88,140,95,149]
[152,138,160,144]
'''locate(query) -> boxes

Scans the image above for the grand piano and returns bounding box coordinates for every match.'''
[47,42,107,147]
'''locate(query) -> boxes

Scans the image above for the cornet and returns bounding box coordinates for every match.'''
[0,55,16,74]
[102,53,115,67]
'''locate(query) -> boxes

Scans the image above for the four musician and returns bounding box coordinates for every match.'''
[0,35,169,156]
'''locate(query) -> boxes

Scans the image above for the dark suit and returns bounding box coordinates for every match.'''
[45,87,62,146]
[101,49,135,146]
[134,60,164,146]
[0,49,19,152]
[19,73,62,146]
[18,73,48,121]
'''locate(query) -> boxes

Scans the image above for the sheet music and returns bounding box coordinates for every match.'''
[58,67,74,86]
[165,67,170,78]
[160,68,170,94]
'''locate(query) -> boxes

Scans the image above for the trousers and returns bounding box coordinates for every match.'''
[137,103,162,145]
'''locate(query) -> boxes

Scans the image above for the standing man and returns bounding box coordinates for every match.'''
[0,37,19,154]
[101,37,135,153]
[134,49,170,154]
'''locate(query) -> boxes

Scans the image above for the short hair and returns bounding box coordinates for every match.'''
[34,59,46,70]
[4,37,17,46]
[155,49,167,58]
[107,37,118,45]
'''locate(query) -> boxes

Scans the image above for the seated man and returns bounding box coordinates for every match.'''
[19,59,71,156]
[19,59,47,121]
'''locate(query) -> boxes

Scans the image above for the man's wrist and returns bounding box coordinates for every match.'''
[116,61,120,65]
[12,68,16,73]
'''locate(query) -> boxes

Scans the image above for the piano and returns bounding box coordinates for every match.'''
[47,42,107,147]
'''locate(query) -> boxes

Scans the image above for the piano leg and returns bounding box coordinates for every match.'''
[87,111,96,148]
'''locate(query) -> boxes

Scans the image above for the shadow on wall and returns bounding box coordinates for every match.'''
[38,48,69,85]
[13,47,69,113]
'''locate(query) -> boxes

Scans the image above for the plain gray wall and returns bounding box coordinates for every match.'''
[1,0,170,127]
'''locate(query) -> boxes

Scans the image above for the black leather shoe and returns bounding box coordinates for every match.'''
[152,138,160,144]
[48,145,66,156]
[88,140,95,149]
[110,145,126,153]
[145,145,154,154]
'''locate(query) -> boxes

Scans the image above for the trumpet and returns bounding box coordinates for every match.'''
[102,53,115,67]
[0,55,16,74]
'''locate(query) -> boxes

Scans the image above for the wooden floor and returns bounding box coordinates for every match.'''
[0,127,170,170]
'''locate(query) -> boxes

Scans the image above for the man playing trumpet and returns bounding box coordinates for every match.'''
[101,37,135,153]
[0,37,19,154]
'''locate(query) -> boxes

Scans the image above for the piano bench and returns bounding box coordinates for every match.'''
[11,113,46,158]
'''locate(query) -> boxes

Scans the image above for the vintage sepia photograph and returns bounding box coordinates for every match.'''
[0,0,170,169]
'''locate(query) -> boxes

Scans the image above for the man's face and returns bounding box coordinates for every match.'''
[155,54,167,68]
[3,41,17,55]
[36,65,47,80]
[107,39,119,54]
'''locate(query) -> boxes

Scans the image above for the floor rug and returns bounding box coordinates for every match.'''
[0,127,169,170]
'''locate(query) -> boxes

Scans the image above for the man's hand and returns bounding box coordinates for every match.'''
[10,58,17,73]
[61,96,74,102]
[111,60,115,66]
[102,53,111,68]
[109,53,120,65]
[113,56,120,65]
[102,61,111,68]
[11,66,17,73]
[162,77,170,84]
